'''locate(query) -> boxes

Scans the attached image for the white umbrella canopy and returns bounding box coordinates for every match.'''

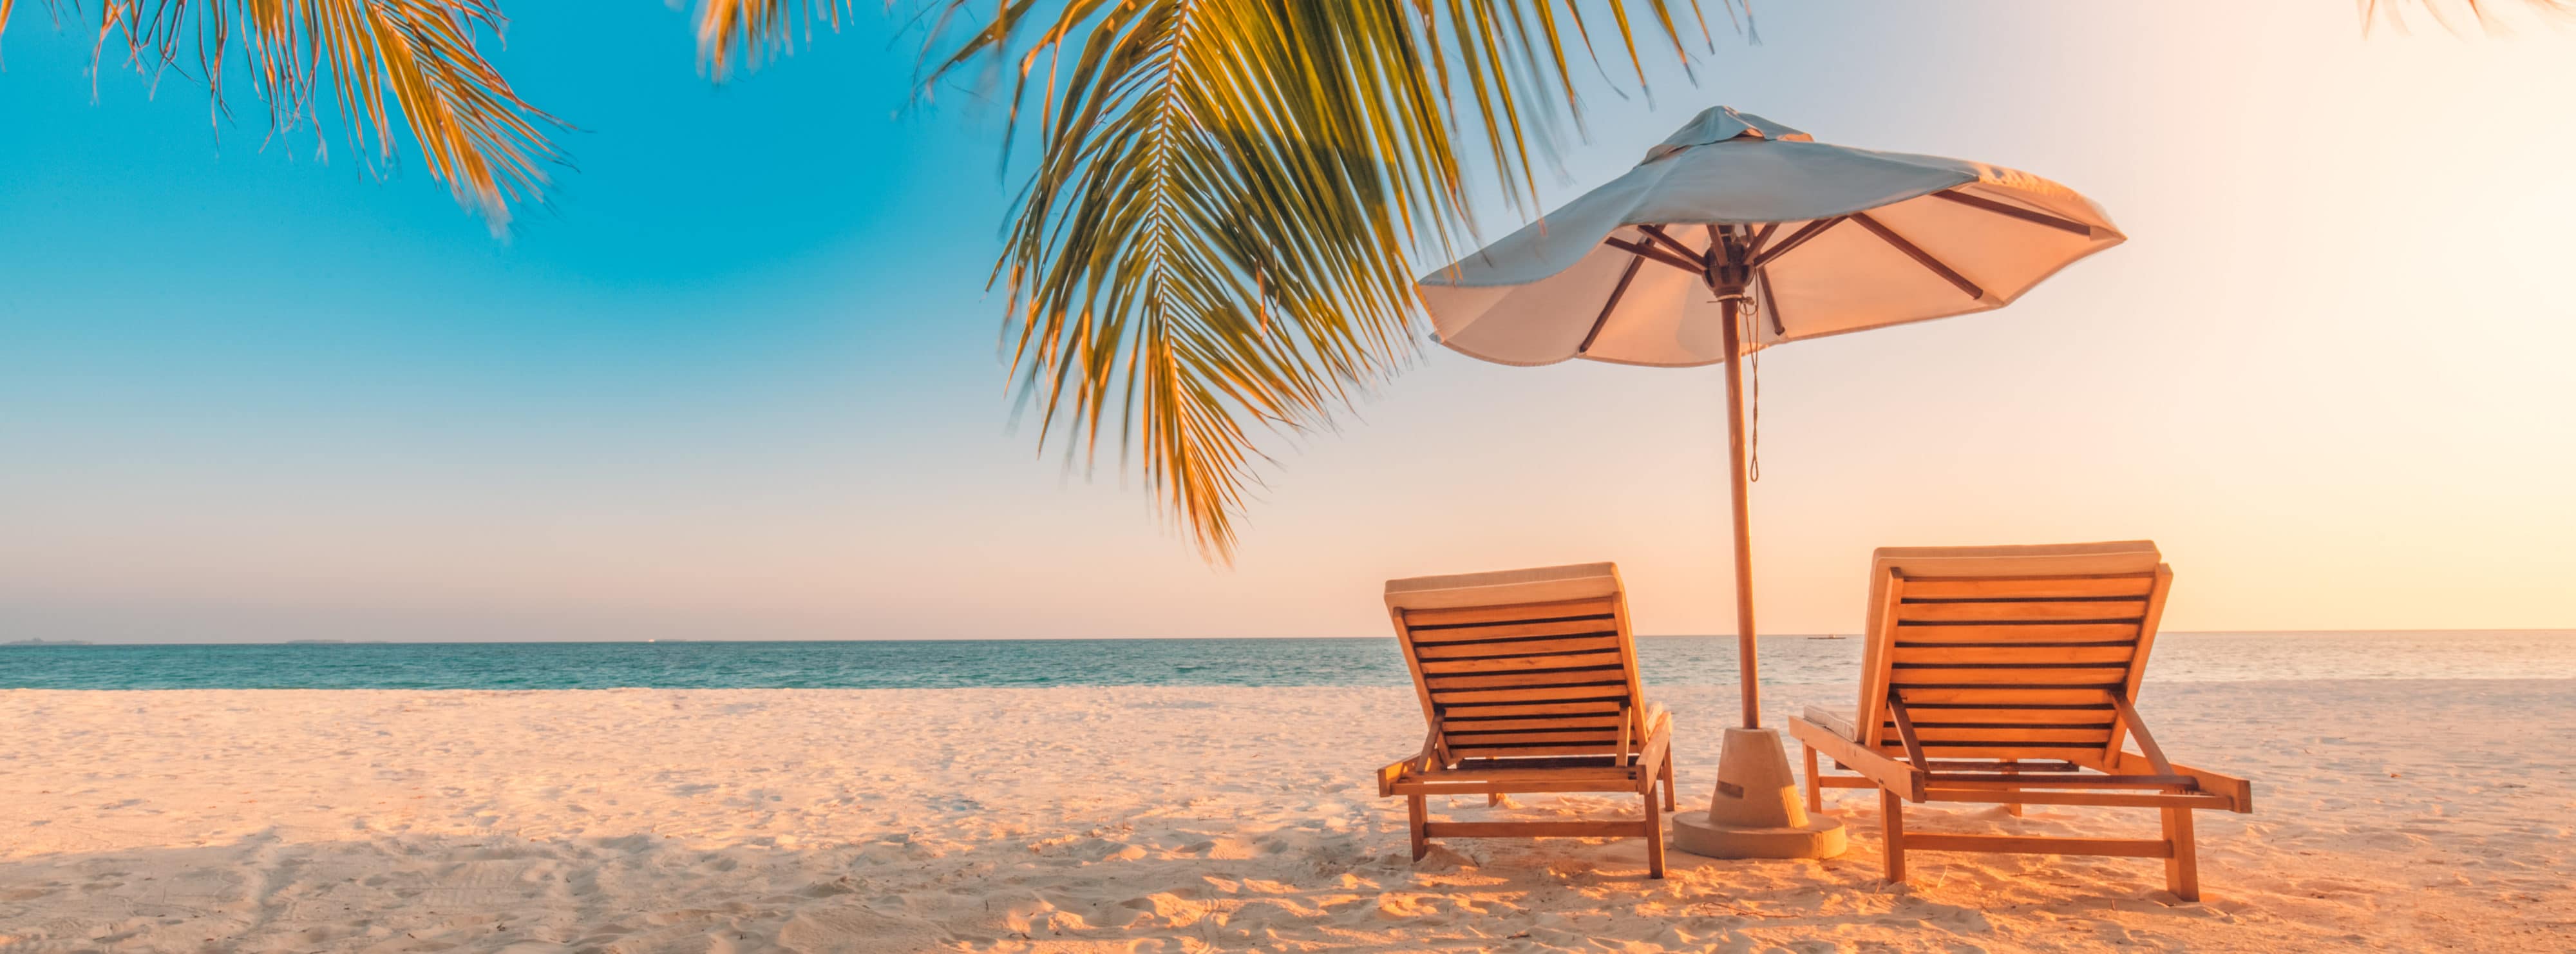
[1419,107,2125,368]
[1414,107,2125,730]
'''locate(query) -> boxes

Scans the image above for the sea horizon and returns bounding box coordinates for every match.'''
[9,626,2570,647]
[7,630,2569,691]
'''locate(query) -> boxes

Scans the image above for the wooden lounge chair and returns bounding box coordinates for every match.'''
[1374,562,1677,878]
[1787,541,2253,900]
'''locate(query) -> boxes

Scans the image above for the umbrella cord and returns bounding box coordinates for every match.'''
[1750,346,1761,482]
[1738,294,1761,483]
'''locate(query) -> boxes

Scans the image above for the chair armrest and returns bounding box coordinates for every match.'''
[1632,704,1673,792]
[1376,756,1414,797]
[1788,716,1926,802]
[2101,750,2255,813]
[1378,729,1441,797]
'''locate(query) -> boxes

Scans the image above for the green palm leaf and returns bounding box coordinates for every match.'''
[3,0,566,229]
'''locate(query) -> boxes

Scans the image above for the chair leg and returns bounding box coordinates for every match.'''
[1660,750,1677,811]
[1488,792,1504,807]
[1880,788,1906,886]
[1804,743,1823,814]
[2001,759,2022,817]
[1408,794,1428,861]
[2163,806,2199,902]
[1643,787,1667,879]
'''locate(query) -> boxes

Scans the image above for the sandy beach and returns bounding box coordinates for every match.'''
[3,680,2570,952]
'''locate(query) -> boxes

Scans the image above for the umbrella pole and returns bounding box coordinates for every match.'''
[1670,266,1843,864]
[1718,294,1761,730]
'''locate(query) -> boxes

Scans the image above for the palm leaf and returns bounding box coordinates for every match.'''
[697,0,1728,560]
[3,0,566,229]
[2361,0,2576,32]
[683,0,2567,561]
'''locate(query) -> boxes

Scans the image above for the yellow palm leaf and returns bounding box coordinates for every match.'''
[4,0,566,230]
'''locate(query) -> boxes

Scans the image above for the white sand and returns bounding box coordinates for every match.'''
[2,680,2570,952]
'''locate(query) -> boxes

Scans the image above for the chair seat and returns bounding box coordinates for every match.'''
[1802,705,1859,741]
[1802,705,2094,765]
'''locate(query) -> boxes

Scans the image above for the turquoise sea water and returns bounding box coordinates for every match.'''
[1,631,2569,690]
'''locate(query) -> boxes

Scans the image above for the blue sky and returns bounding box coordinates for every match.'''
[4,2,2571,642]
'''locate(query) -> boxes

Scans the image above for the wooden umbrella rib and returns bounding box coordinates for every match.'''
[1578,256,1646,355]
[1931,189,2095,236]
[1634,224,1704,264]
[1850,211,1985,301]
[1747,216,1845,269]
[1601,236,1704,275]
[1755,267,1785,337]
[1745,222,1780,258]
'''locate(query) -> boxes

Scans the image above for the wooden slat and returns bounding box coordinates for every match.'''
[1897,600,2148,623]
[1431,685,1632,706]
[1421,821,1650,839]
[1902,834,2172,859]
[1418,651,1624,674]
[1893,688,2115,705]
[1412,634,1622,660]
[1445,755,1627,772]
[1401,598,1616,629]
[1391,779,1643,796]
[1440,701,1624,720]
[1899,575,2157,599]
[1890,667,2130,685]
[1444,730,1620,747]
[1451,744,1625,759]
[1924,773,2196,788]
[1926,788,2234,809]
[1877,741,2108,758]
[1439,715,1624,732]
[1893,714,2116,729]
[1423,669,1627,691]
[1908,759,2083,772]
[1904,727,2112,743]
[1414,766,1631,783]
[1407,618,1620,644]
[1890,644,2139,666]
[1881,744,2113,760]
[1891,624,2139,644]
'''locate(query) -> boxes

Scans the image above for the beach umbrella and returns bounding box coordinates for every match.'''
[1415,106,2123,857]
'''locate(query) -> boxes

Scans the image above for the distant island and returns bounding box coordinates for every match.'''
[4,638,94,646]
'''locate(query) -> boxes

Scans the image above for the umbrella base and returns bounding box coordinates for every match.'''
[1669,811,1848,859]
[1669,727,1848,860]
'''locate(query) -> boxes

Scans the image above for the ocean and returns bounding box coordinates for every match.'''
[2,631,2568,690]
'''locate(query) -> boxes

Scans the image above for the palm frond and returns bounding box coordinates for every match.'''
[2361,0,2576,32]
[3,0,565,229]
[692,0,849,81]
[936,0,1730,560]
[903,0,1725,562]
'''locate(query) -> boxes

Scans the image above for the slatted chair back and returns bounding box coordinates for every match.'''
[1385,564,1648,768]
[1855,541,2172,766]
